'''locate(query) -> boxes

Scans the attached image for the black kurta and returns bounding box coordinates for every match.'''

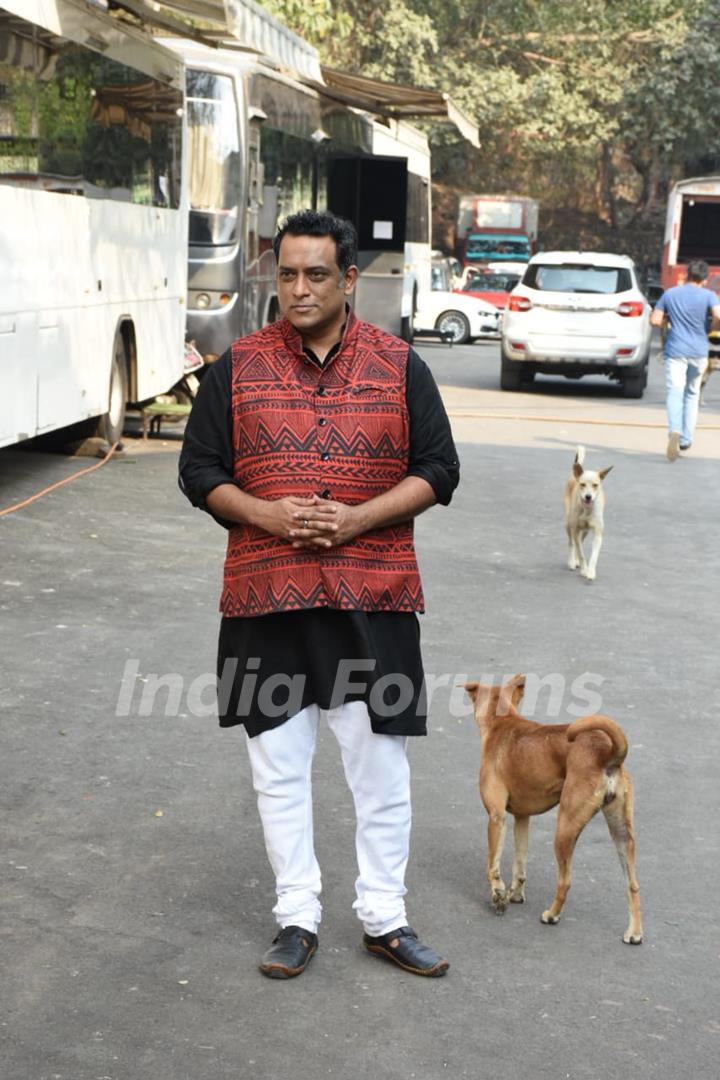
[179,342,459,736]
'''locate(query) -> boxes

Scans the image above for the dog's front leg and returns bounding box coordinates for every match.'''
[486,811,509,913]
[508,815,529,903]
[567,526,580,570]
[575,527,590,576]
[581,526,603,581]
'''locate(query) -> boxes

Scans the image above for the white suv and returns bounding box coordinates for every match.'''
[501,252,652,397]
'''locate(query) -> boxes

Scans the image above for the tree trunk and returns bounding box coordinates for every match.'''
[625,145,663,225]
[595,143,618,229]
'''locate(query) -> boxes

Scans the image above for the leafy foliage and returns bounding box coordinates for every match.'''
[264,0,720,258]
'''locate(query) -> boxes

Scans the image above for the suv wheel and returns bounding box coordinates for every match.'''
[621,356,648,399]
[500,345,524,391]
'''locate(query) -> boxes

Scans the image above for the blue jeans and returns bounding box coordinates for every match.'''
[664,355,707,444]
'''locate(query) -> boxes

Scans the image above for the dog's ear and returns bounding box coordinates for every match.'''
[497,674,525,717]
[598,465,613,480]
[508,673,526,706]
[573,462,584,479]
[463,681,480,701]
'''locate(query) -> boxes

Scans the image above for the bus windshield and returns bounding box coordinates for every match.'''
[466,235,530,260]
[187,70,240,245]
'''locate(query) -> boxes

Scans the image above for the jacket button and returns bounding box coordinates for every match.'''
[318,417,327,426]
[317,386,326,396]
[321,452,330,461]
[320,489,331,499]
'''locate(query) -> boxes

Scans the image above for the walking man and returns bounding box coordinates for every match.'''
[179,210,459,979]
[650,259,720,460]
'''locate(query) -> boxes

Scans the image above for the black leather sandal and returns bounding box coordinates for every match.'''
[363,925,449,976]
[259,925,318,979]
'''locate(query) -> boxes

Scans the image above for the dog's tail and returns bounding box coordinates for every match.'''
[566,714,628,767]
[574,445,586,467]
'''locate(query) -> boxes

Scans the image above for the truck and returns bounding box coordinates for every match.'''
[456,194,539,269]
[660,176,720,291]
[660,175,720,373]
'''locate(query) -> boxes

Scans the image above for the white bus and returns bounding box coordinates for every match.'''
[160,35,433,360]
[0,0,187,449]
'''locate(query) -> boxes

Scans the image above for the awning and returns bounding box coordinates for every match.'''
[112,0,324,82]
[318,67,480,148]
[110,0,220,49]
[110,2,479,146]
[218,0,323,83]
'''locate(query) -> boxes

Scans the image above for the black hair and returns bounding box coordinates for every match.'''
[273,209,358,274]
[687,259,709,283]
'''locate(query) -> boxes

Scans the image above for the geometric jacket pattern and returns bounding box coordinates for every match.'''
[220,308,425,617]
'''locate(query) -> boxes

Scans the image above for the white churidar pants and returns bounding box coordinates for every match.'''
[244,700,411,937]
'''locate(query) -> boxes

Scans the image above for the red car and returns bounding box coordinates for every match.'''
[455,270,522,310]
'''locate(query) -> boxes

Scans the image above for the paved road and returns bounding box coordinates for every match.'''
[1,344,719,1080]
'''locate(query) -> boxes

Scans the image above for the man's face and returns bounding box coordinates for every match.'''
[276,233,357,335]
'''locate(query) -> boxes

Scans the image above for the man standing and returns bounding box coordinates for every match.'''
[650,259,720,460]
[179,210,459,979]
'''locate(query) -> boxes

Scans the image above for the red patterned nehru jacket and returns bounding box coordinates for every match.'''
[220,310,424,617]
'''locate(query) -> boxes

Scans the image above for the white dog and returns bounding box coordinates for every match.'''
[564,446,612,581]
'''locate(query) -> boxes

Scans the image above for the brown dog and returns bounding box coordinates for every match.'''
[465,674,643,944]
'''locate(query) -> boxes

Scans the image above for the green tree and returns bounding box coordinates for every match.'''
[263,0,720,259]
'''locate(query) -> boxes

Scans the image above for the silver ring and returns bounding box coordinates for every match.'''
[303,518,309,529]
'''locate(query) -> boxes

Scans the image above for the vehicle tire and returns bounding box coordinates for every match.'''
[500,346,524,391]
[401,288,417,344]
[621,358,648,399]
[97,333,128,444]
[435,310,470,345]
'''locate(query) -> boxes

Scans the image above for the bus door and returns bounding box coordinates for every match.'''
[327,155,408,335]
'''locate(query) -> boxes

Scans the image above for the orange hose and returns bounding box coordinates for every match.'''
[0,442,120,518]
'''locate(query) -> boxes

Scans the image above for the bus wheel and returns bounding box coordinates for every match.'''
[401,290,417,344]
[97,334,128,444]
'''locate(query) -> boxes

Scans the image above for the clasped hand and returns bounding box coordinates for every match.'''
[263,494,364,549]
